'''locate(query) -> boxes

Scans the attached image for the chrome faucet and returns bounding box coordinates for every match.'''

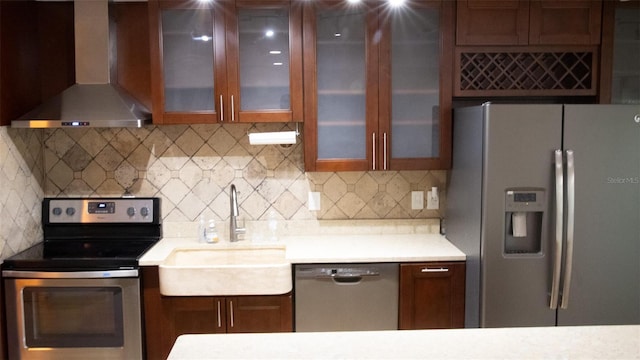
[229,184,245,242]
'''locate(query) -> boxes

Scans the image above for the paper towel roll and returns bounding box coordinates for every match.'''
[512,212,527,237]
[248,131,297,145]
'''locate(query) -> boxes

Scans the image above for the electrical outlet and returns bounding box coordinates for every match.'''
[308,192,321,211]
[411,191,424,210]
[427,189,439,210]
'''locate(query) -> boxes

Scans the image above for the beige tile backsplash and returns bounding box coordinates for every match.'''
[43,123,446,222]
[1,122,446,259]
[0,128,44,259]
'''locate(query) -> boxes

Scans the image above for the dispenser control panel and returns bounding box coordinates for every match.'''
[505,189,545,211]
[504,189,545,255]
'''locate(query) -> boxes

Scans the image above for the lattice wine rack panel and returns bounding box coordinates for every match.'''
[455,46,599,97]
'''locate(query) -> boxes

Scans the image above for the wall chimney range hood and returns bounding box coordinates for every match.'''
[11,0,151,128]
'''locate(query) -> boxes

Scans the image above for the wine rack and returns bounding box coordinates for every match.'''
[454,46,598,97]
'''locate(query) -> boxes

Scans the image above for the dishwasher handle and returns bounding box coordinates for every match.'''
[330,272,380,284]
[332,276,365,284]
[310,269,380,284]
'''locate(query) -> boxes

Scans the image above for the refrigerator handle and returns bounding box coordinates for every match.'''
[550,149,564,309]
[560,150,576,309]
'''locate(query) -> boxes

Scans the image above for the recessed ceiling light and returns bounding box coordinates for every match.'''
[265,29,275,37]
[273,62,284,66]
[269,50,282,55]
[388,0,406,7]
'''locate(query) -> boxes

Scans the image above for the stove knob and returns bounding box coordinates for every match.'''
[52,207,62,216]
[127,207,136,217]
[66,207,76,216]
[140,207,150,217]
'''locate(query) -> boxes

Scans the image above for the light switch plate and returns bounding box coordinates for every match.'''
[308,192,321,211]
[411,191,424,210]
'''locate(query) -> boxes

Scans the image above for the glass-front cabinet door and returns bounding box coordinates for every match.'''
[303,2,375,171]
[610,3,640,104]
[150,0,226,124]
[380,0,453,170]
[303,0,452,171]
[227,1,303,122]
[149,0,302,124]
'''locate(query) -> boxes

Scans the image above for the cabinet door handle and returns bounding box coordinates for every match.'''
[421,267,449,273]
[231,95,235,122]
[372,132,377,170]
[383,132,388,170]
[219,95,224,122]
[216,300,222,328]
[217,300,222,328]
[229,300,234,328]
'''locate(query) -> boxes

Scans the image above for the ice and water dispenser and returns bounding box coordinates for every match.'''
[504,189,545,255]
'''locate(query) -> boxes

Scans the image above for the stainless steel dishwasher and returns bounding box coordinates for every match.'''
[294,263,399,332]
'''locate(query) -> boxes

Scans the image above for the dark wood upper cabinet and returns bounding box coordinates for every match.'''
[148,0,303,125]
[456,0,530,45]
[113,2,152,112]
[528,0,602,45]
[457,0,602,46]
[303,0,453,171]
[0,1,74,126]
[454,1,602,97]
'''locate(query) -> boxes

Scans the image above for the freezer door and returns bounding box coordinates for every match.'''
[558,105,640,326]
[481,104,563,327]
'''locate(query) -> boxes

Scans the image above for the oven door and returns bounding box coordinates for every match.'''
[3,270,142,360]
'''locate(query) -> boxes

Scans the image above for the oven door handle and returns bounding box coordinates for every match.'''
[2,269,139,279]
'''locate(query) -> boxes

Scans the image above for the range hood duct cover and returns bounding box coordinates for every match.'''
[11,0,151,128]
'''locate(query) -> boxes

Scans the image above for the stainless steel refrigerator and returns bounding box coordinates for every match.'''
[446,103,640,328]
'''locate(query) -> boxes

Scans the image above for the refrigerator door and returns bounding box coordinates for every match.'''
[481,104,563,327]
[558,105,640,326]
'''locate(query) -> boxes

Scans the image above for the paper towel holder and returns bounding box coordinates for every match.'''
[247,123,300,146]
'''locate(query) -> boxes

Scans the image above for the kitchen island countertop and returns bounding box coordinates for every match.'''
[167,325,639,359]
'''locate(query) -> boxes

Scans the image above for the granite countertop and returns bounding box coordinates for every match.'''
[167,325,639,359]
[139,219,465,266]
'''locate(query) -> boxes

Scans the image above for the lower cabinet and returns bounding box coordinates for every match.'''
[399,262,465,329]
[167,296,293,335]
[142,267,292,360]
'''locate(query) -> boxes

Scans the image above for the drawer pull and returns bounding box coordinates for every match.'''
[421,267,449,273]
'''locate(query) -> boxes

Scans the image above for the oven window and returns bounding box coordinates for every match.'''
[23,287,124,348]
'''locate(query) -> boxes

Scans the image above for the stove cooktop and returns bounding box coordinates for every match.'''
[2,197,162,271]
[2,239,158,270]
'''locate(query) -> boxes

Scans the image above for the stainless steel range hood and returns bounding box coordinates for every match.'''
[11,0,151,128]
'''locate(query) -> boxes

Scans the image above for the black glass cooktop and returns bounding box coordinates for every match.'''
[2,239,157,270]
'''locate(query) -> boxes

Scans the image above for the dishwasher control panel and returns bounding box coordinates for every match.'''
[296,266,380,279]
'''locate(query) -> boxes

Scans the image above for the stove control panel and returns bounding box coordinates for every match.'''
[47,198,156,223]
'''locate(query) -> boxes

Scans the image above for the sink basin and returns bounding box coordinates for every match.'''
[159,246,292,296]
